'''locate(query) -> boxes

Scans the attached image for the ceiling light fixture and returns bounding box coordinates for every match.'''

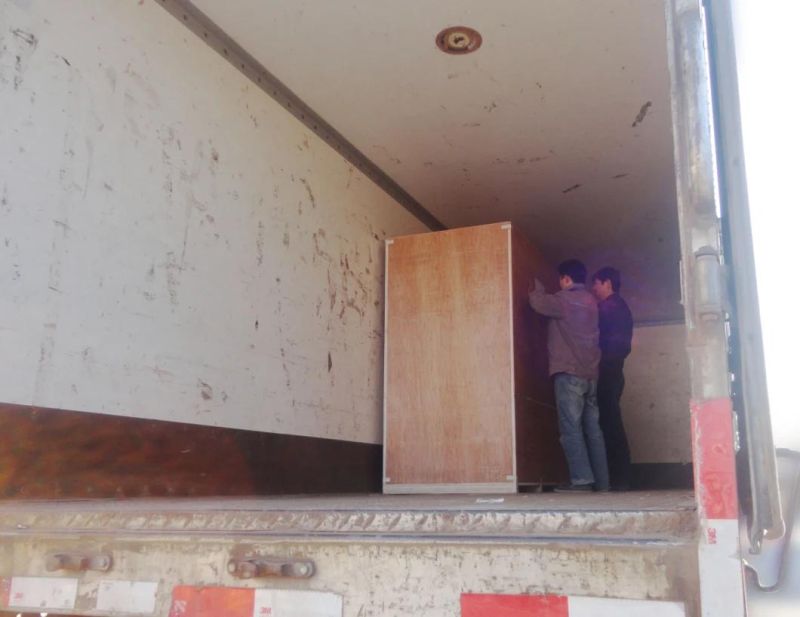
[436,26,482,55]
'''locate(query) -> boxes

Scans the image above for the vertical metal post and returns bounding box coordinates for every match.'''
[664,0,745,615]
[703,0,784,554]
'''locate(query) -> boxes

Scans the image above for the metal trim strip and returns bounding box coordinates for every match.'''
[153,0,445,232]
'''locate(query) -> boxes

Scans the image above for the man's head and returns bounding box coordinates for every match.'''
[557,259,587,290]
[592,266,621,301]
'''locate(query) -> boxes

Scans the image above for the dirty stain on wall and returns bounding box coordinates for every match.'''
[0,0,427,444]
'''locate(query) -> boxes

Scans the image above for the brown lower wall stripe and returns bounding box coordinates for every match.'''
[0,403,381,499]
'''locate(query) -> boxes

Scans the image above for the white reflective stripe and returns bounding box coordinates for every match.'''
[568,596,685,617]
[8,576,78,610]
[698,518,745,617]
[252,589,342,617]
[96,580,159,614]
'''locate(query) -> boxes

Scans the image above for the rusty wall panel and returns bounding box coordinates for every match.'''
[0,403,379,499]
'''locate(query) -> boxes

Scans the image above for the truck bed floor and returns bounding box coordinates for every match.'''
[0,490,696,544]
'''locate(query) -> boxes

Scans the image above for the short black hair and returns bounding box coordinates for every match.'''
[558,259,587,284]
[593,266,621,292]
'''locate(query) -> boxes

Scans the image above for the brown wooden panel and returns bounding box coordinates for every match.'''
[385,223,514,486]
[510,229,569,484]
[0,403,379,499]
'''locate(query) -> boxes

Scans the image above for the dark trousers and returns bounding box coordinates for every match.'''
[597,361,632,488]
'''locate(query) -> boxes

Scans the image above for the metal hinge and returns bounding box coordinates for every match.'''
[694,245,726,321]
[46,552,112,572]
[227,556,315,579]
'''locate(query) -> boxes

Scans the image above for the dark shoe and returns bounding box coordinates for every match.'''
[610,485,630,492]
[554,483,593,493]
[594,485,610,492]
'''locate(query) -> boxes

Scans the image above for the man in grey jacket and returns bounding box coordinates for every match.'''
[529,259,609,492]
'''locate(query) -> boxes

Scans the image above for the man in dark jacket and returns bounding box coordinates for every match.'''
[529,259,609,492]
[591,267,634,490]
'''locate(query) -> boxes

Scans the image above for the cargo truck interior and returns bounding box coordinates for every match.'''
[0,1,693,505]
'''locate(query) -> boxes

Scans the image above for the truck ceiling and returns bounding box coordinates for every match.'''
[180,0,682,323]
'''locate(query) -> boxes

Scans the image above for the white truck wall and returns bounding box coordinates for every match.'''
[622,323,692,464]
[0,0,427,444]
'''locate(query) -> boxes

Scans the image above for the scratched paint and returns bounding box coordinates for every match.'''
[0,0,426,443]
[0,534,698,617]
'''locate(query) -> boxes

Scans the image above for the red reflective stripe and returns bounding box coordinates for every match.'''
[461,593,569,616]
[170,585,254,617]
[0,578,10,607]
[691,398,738,520]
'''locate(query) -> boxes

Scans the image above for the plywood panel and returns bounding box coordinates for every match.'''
[384,224,514,487]
[510,230,569,483]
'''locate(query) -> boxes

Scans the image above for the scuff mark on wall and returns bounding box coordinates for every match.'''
[11,28,37,48]
[198,380,213,401]
[162,251,182,306]
[632,101,653,128]
[10,26,37,91]
[327,268,338,312]
[299,177,316,208]
[312,228,331,264]
[256,221,265,266]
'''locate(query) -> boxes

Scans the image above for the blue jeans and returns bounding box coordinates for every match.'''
[554,373,610,489]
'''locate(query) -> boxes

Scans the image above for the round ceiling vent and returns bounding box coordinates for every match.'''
[436,26,482,55]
